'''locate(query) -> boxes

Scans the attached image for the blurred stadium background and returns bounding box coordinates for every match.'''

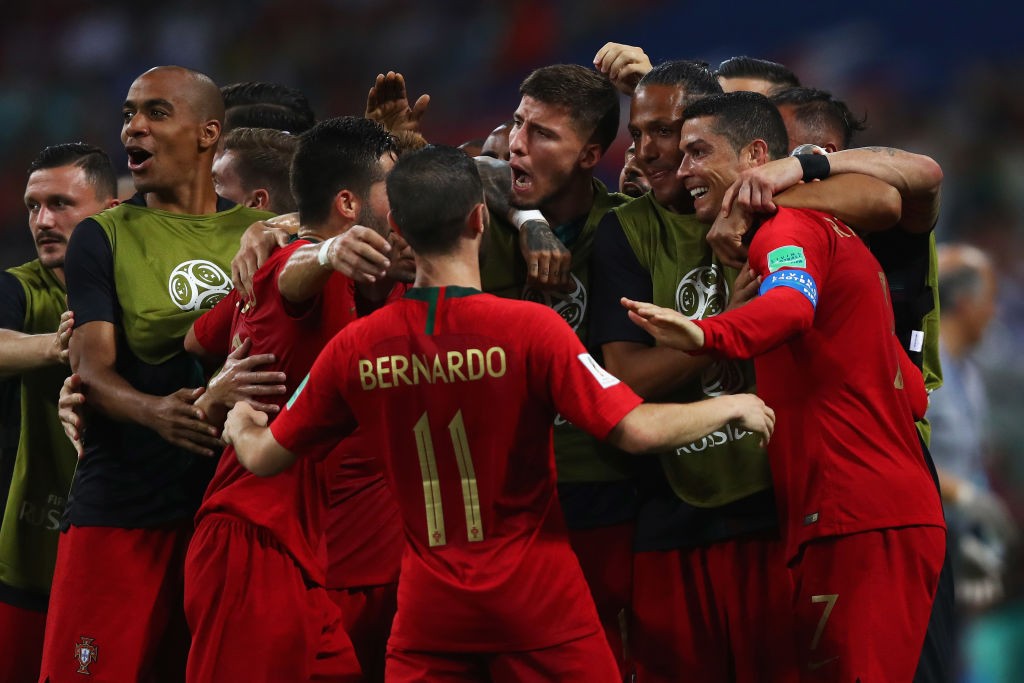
[2,1,1022,678]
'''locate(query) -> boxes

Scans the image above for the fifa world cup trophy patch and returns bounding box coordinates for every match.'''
[74,636,98,675]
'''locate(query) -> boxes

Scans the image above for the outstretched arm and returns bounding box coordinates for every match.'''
[0,310,73,378]
[607,393,775,452]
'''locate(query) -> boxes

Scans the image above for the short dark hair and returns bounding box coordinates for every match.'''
[222,127,299,213]
[291,117,397,226]
[387,145,483,256]
[520,64,620,152]
[28,142,117,200]
[770,86,867,150]
[220,81,315,133]
[715,56,800,94]
[682,91,790,161]
[637,60,723,106]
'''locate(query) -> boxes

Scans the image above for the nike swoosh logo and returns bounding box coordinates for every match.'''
[807,656,839,671]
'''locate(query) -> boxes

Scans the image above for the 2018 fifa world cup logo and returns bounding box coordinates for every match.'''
[523,274,587,331]
[675,266,745,396]
[168,260,232,311]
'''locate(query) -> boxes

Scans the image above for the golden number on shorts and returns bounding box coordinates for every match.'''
[413,410,485,547]
[809,593,839,651]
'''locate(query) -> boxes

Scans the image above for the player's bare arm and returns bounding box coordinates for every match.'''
[276,226,393,304]
[0,310,74,378]
[223,401,296,476]
[230,213,299,300]
[192,338,287,428]
[608,393,775,453]
[476,155,571,289]
[826,146,942,233]
[709,171,901,265]
[593,42,653,95]
[71,320,223,457]
[601,342,712,401]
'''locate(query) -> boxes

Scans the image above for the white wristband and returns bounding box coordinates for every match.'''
[316,236,336,268]
[509,209,546,231]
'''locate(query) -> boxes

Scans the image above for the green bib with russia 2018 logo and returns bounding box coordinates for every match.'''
[613,194,771,508]
[90,202,273,365]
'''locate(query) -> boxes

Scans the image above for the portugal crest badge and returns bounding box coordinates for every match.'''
[74,636,98,675]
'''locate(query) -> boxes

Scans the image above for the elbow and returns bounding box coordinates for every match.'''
[876,184,903,228]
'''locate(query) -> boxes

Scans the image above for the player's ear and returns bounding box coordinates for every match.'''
[577,142,603,171]
[467,202,486,236]
[387,210,402,236]
[333,189,358,221]
[823,142,839,154]
[248,189,271,211]
[743,139,770,168]
[199,119,221,152]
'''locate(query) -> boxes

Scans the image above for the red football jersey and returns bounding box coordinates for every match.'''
[192,239,389,585]
[271,286,643,651]
[695,209,944,560]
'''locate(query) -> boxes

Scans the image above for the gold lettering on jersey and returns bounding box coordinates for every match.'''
[449,410,484,543]
[360,347,508,391]
[413,413,446,547]
[825,217,855,238]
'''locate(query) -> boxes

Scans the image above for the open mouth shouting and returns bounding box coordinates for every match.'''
[510,163,534,197]
[126,146,154,173]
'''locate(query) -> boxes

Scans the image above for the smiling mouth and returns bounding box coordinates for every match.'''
[690,186,709,199]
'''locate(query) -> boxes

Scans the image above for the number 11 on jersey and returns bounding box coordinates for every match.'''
[413,410,484,547]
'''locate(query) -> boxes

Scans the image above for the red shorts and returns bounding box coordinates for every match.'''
[184,514,361,683]
[327,583,398,683]
[385,630,620,683]
[790,525,945,682]
[39,522,192,683]
[0,599,46,683]
[566,522,634,676]
[632,532,796,683]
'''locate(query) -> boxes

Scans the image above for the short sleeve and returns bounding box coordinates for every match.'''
[0,272,27,331]
[64,218,117,326]
[532,308,643,439]
[191,289,239,358]
[588,211,653,350]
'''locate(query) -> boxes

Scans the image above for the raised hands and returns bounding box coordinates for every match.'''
[593,42,653,95]
[365,71,430,134]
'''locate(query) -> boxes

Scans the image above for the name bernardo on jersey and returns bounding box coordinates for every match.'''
[359,347,508,390]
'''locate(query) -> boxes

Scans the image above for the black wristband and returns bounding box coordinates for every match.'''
[795,153,830,182]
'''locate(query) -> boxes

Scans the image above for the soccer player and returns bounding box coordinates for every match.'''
[497,62,636,670]
[211,126,298,213]
[715,55,801,96]
[589,60,901,683]
[0,143,117,683]
[223,144,774,683]
[624,91,946,682]
[39,66,273,682]
[181,116,399,683]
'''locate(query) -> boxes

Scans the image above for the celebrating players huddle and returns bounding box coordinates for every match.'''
[0,42,949,683]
